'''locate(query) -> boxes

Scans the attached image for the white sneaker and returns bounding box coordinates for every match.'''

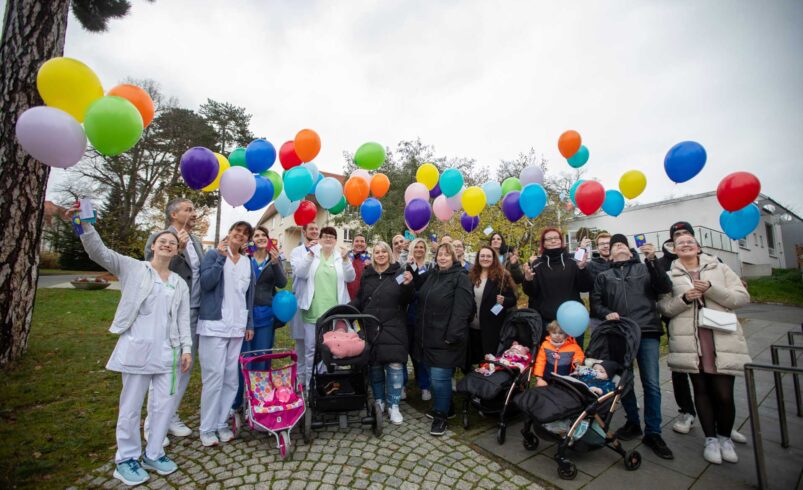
[703,437,722,464]
[168,419,192,437]
[143,426,170,447]
[376,400,386,413]
[731,429,747,444]
[718,436,738,463]
[672,413,695,434]
[388,405,403,425]
[200,432,219,447]
[421,389,432,401]
[400,387,407,401]
[218,428,235,443]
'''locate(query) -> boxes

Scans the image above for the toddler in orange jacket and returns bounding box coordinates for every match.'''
[533,320,585,386]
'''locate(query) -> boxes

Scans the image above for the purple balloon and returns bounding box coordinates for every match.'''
[429,182,442,198]
[180,147,219,190]
[460,212,480,233]
[16,106,87,168]
[404,198,432,231]
[502,191,524,222]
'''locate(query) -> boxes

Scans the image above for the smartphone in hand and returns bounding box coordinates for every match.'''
[634,234,647,248]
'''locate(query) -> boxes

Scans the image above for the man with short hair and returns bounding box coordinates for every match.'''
[587,232,611,281]
[452,240,471,271]
[290,223,320,385]
[347,233,371,300]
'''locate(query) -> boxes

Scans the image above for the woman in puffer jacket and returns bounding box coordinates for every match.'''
[658,235,750,466]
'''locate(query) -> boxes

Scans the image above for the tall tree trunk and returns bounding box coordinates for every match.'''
[0,0,70,367]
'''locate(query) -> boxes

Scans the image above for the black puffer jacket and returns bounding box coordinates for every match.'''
[656,239,677,273]
[521,248,594,323]
[414,264,475,369]
[350,262,414,364]
[590,255,672,336]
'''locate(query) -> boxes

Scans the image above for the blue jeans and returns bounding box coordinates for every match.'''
[621,337,662,435]
[233,308,276,410]
[370,363,405,407]
[429,366,454,415]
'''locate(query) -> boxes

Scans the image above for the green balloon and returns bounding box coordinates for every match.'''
[501,177,523,196]
[260,169,283,200]
[83,96,143,156]
[229,147,247,167]
[354,142,385,170]
[328,196,347,215]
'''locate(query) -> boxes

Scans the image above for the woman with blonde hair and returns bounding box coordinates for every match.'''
[403,237,432,400]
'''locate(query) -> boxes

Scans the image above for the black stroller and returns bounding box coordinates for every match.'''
[456,308,543,444]
[303,304,383,441]
[513,318,642,480]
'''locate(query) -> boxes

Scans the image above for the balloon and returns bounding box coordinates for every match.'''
[302,162,320,183]
[272,291,298,322]
[229,147,247,167]
[260,169,282,199]
[461,186,487,217]
[315,177,344,209]
[360,198,383,225]
[36,57,103,122]
[107,84,154,128]
[432,195,454,221]
[283,166,314,201]
[619,170,647,199]
[416,163,440,190]
[83,96,143,156]
[567,145,589,168]
[404,199,432,231]
[439,168,464,198]
[294,200,317,226]
[308,173,323,196]
[15,106,86,168]
[328,196,347,215]
[294,129,321,162]
[405,182,430,204]
[180,147,219,190]
[519,184,548,219]
[429,182,442,198]
[354,142,386,170]
[558,130,582,159]
[502,191,524,222]
[220,166,256,207]
[461,212,480,233]
[556,301,590,338]
[245,139,276,173]
[279,140,302,170]
[569,179,586,206]
[720,204,760,240]
[352,169,371,183]
[370,173,390,198]
[202,153,230,192]
[244,175,274,211]
[274,191,300,217]
[482,181,502,205]
[717,172,761,212]
[447,189,464,212]
[520,166,544,186]
[665,141,707,183]
[344,176,370,206]
[501,177,522,196]
[575,181,605,215]
[601,190,625,217]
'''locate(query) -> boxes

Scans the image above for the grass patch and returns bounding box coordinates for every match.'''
[747,268,803,306]
[38,269,102,276]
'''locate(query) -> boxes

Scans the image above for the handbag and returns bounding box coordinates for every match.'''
[697,307,737,333]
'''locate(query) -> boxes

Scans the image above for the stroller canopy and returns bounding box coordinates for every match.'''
[496,308,543,356]
[584,317,641,370]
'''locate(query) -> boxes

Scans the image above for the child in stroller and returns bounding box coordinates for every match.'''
[533,321,585,387]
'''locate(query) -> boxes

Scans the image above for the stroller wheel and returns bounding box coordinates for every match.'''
[496,425,506,445]
[372,401,384,437]
[279,431,291,459]
[522,429,539,451]
[303,409,314,444]
[557,461,577,480]
[624,450,642,471]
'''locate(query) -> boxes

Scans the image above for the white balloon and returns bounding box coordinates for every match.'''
[220,166,256,207]
[352,169,371,183]
[520,165,544,186]
[15,106,87,168]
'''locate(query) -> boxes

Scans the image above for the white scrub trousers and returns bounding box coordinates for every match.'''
[295,322,316,387]
[199,335,244,434]
[115,372,174,463]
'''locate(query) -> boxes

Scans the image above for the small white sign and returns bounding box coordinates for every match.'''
[490,304,504,316]
[483,226,494,236]
[573,248,587,261]
[395,273,405,284]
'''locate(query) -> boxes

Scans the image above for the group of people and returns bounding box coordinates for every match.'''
[69,194,753,486]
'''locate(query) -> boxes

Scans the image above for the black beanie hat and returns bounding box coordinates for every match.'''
[670,221,695,238]
[595,360,622,379]
[609,234,629,250]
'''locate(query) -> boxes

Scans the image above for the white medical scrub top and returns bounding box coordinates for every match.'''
[196,255,251,338]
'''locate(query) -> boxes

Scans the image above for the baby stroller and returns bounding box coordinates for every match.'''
[513,317,642,480]
[239,349,305,459]
[304,304,383,441]
[456,308,543,444]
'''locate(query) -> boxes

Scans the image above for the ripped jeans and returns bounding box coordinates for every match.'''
[370,363,405,407]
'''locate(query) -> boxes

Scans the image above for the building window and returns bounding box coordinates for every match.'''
[753,233,758,247]
[766,224,775,255]
[343,228,354,243]
[759,234,764,248]
[738,238,747,249]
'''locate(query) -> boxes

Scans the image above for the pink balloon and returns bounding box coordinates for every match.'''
[16,106,87,168]
[432,195,454,221]
[404,182,430,204]
[220,166,257,207]
[447,189,463,211]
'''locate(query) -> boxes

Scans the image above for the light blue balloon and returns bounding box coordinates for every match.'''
[556,300,590,338]
[482,181,502,205]
[720,203,760,240]
[439,168,464,198]
[302,162,319,182]
[569,179,586,206]
[315,176,344,209]
[567,145,589,168]
[283,166,314,201]
[601,190,625,217]
[272,290,298,322]
[519,183,548,218]
[308,173,323,196]
[274,191,300,217]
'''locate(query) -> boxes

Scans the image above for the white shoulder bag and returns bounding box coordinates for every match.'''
[698,307,737,333]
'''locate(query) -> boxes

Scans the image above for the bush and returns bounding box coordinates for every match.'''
[38,251,60,269]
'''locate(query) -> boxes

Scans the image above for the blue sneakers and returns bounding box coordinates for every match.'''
[141,454,178,476]
[113,459,149,486]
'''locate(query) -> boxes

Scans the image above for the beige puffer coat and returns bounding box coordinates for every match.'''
[658,254,751,376]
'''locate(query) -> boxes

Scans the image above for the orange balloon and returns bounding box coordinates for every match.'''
[344,176,370,206]
[107,84,155,127]
[294,129,321,162]
[558,130,582,158]
[370,173,390,198]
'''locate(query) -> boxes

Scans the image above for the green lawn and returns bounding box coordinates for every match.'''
[38,269,102,276]
[747,268,803,306]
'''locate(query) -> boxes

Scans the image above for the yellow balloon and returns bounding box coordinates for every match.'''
[416,163,439,190]
[36,57,104,122]
[619,170,647,199]
[461,186,487,217]
[202,153,231,192]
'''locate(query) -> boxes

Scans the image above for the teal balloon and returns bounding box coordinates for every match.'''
[229,147,247,167]
[601,190,625,217]
[272,291,298,322]
[519,183,548,218]
[283,166,314,201]
[556,300,589,338]
[482,181,502,205]
[567,145,589,168]
[275,191,300,217]
[440,168,464,197]
[570,179,586,206]
[315,176,343,209]
[720,204,760,240]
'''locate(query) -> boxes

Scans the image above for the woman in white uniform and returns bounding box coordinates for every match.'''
[69,205,192,487]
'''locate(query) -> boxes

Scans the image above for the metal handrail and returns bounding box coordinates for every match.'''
[768,345,803,447]
[788,330,802,416]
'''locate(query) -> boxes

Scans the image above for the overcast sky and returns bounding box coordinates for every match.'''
[30,0,803,238]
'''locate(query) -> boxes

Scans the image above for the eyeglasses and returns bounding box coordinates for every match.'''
[544,236,561,242]
[674,240,697,247]
[321,234,336,240]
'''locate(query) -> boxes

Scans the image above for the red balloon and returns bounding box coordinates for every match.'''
[574,181,605,215]
[717,172,761,212]
[294,200,317,226]
[279,140,302,170]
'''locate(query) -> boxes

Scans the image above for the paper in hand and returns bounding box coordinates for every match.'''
[395,273,405,285]
[79,198,96,224]
[573,248,586,261]
[490,304,504,316]
[483,226,494,236]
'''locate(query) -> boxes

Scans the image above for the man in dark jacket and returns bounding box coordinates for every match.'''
[347,234,370,300]
[587,232,612,281]
[590,234,674,459]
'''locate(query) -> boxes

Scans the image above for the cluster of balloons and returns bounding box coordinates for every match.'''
[717,172,762,240]
[16,57,153,168]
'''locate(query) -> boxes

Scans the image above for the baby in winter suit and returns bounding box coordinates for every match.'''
[572,358,621,396]
[475,341,531,376]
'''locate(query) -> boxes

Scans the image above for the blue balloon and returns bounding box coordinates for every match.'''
[482,181,503,205]
[245,139,276,173]
[243,175,274,211]
[569,180,586,206]
[665,141,707,183]
[272,290,298,323]
[720,203,760,240]
[360,197,383,225]
[556,301,590,338]
[567,145,589,168]
[601,190,625,217]
[283,166,314,201]
[274,191,300,217]
[519,183,548,218]
[314,176,343,209]
[308,173,323,196]
[439,168,464,198]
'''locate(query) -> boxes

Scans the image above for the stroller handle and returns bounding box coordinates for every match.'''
[240,349,298,365]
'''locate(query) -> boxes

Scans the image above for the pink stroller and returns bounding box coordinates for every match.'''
[239,349,306,458]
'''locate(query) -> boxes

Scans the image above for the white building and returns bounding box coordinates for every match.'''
[567,191,801,278]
